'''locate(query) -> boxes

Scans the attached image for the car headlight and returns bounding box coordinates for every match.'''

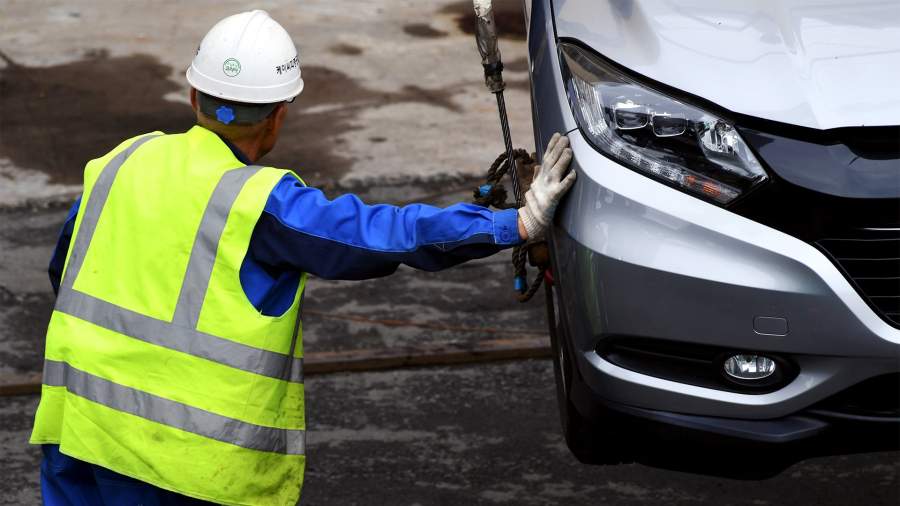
[559,42,767,205]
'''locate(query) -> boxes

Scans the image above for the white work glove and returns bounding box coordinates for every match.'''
[518,133,576,242]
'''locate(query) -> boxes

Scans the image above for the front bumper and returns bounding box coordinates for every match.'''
[551,129,900,420]
[565,363,900,477]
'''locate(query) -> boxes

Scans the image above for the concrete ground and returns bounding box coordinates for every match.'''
[1,0,899,505]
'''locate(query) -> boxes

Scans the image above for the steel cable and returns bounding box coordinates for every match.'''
[473,150,545,303]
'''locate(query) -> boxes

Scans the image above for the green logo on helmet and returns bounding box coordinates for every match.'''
[223,58,241,77]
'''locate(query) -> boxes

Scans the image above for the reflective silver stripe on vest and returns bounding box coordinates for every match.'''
[54,290,304,383]
[43,359,305,455]
[54,136,303,384]
[59,134,161,292]
[172,167,261,329]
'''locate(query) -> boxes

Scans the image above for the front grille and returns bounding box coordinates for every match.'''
[733,122,900,329]
[817,231,900,327]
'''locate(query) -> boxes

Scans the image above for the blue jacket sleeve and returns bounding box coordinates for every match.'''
[249,175,523,280]
[49,197,81,294]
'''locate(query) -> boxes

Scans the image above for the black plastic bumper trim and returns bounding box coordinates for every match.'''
[605,399,829,444]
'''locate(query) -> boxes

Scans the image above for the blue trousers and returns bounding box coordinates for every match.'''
[40,445,214,506]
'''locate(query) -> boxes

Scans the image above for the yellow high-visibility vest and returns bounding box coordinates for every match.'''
[31,126,307,506]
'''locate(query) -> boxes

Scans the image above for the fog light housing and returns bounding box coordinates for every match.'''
[723,354,776,380]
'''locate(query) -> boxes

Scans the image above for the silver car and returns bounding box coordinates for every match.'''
[526,0,900,476]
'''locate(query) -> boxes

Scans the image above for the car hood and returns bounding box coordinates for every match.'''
[553,0,900,130]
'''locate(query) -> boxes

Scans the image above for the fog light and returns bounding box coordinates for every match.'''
[723,354,776,380]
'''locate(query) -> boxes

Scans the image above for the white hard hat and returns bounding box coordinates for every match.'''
[186,10,304,104]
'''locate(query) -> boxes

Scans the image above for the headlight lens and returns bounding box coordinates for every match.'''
[559,42,767,205]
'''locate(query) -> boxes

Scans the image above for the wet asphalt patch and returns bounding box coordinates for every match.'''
[328,43,364,56]
[0,285,52,376]
[504,57,529,73]
[441,0,527,41]
[403,23,450,38]
[277,64,462,190]
[0,50,465,192]
[0,49,193,185]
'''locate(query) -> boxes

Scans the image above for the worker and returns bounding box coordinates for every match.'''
[30,10,575,506]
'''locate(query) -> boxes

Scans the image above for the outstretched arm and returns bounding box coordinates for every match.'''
[250,133,575,280]
[249,178,522,280]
